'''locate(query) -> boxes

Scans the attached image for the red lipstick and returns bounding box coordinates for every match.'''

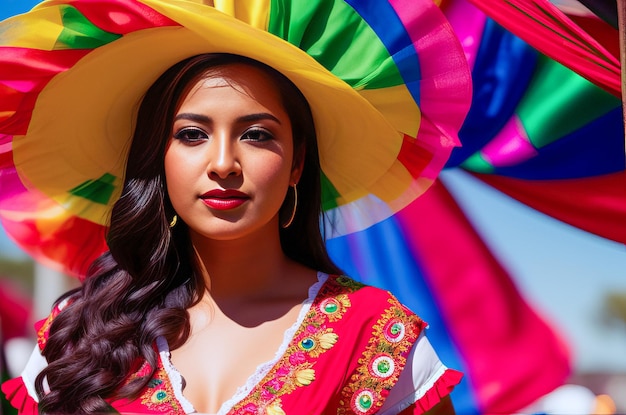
[200,189,249,210]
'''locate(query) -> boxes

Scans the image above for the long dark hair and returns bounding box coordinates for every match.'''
[35,53,342,413]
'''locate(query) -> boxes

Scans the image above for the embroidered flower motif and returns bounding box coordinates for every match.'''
[335,276,365,290]
[319,294,351,321]
[370,354,395,378]
[318,332,339,349]
[352,389,376,414]
[297,329,338,357]
[295,368,315,386]
[133,367,181,412]
[232,275,355,413]
[383,319,406,343]
[150,389,168,404]
[289,351,307,365]
[275,365,291,377]
[263,378,284,397]
[338,296,423,414]
[241,403,258,413]
[266,403,286,415]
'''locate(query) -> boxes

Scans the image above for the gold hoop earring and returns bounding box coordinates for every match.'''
[169,214,178,228]
[282,184,298,228]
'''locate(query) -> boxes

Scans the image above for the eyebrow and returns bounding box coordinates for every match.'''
[174,112,282,125]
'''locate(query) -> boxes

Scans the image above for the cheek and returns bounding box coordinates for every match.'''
[251,154,292,187]
[164,148,196,205]
[164,152,181,190]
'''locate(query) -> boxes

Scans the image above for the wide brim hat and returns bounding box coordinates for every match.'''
[0,0,471,278]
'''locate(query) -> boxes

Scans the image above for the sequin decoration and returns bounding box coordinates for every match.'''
[383,319,406,343]
[319,294,351,322]
[142,369,181,411]
[353,389,376,413]
[124,364,183,414]
[338,297,422,415]
[370,354,395,378]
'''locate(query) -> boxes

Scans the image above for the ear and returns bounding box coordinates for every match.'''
[290,147,305,185]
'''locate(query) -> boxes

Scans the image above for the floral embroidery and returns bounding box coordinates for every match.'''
[231,398,287,415]
[353,389,376,413]
[37,297,72,349]
[337,297,422,415]
[296,328,338,358]
[37,314,55,348]
[121,361,183,413]
[383,319,406,343]
[335,275,365,290]
[370,354,395,378]
[139,366,182,412]
[266,403,287,415]
[319,294,351,322]
[230,275,354,414]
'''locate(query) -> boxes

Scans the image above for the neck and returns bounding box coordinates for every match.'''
[190,222,293,300]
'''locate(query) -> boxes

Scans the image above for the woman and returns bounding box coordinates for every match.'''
[0,1,472,414]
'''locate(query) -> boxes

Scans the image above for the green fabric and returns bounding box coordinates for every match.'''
[267,0,403,89]
[461,152,495,174]
[69,173,117,205]
[320,172,341,211]
[517,56,620,148]
[56,5,120,49]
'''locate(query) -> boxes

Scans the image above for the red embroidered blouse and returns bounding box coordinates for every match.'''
[2,274,462,414]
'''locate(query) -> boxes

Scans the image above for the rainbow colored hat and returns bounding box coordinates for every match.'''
[0,0,471,277]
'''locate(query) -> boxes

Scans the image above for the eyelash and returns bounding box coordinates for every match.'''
[241,128,273,142]
[173,127,274,143]
[173,127,208,143]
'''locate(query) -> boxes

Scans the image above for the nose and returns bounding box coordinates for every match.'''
[207,134,241,180]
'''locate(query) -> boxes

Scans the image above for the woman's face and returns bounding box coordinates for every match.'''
[164,63,302,242]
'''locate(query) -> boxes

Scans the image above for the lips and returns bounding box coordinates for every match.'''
[200,189,249,210]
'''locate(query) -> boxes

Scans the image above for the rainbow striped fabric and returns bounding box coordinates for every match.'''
[0,0,471,277]
[445,0,625,243]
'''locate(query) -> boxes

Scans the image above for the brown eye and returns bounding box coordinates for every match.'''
[174,127,208,143]
[241,128,273,142]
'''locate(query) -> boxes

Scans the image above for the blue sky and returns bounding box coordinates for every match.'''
[441,169,626,373]
[1,0,35,18]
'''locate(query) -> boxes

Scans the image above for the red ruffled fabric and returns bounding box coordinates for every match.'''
[412,368,464,414]
[1,376,39,415]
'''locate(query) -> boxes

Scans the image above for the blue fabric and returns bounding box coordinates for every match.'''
[489,107,625,179]
[327,215,481,414]
[447,19,538,168]
[345,0,422,104]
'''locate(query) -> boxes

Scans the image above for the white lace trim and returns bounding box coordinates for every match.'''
[159,272,329,415]
[158,336,196,414]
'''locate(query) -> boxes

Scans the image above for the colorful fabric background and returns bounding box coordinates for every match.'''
[328,0,624,412]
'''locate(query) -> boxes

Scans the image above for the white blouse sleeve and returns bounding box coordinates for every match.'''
[19,345,49,402]
[378,331,450,414]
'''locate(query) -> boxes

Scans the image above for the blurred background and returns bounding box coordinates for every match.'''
[1,0,625,414]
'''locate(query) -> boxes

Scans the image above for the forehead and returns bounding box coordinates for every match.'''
[188,63,283,101]
[178,63,288,114]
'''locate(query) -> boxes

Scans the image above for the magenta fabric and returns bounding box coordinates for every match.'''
[396,180,571,411]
